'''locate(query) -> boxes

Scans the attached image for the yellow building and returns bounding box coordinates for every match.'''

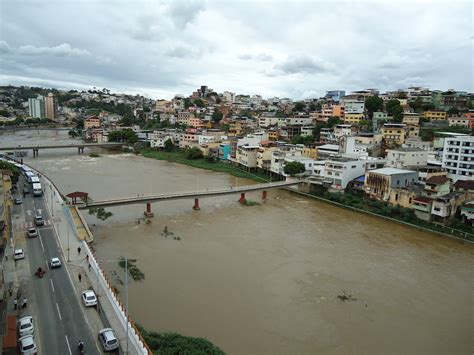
[381,123,407,146]
[302,146,317,159]
[344,113,365,124]
[228,121,243,136]
[268,129,279,141]
[424,111,447,121]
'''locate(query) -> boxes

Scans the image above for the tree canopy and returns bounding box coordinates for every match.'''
[211,110,223,123]
[185,147,203,159]
[284,161,306,176]
[108,129,138,143]
[365,96,384,119]
[385,99,404,122]
[291,135,314,145]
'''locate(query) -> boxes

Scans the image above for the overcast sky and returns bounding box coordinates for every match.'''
[0,0,472,99]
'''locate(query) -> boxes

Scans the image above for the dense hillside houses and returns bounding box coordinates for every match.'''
[0,84,473,226]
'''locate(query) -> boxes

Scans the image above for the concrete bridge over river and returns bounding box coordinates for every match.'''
[74,180,301,217]
[0,142,123,157]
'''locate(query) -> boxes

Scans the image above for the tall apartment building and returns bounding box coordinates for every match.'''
[441,135,474,181]
[324,90,345,102]
[28,96,45,119]
[44,93,59,120]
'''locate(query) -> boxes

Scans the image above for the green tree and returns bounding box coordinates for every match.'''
[186,147,203,159]
[293,101,305,112]
[365,95,384,119]
[408,97,424,113]
[108,129,138,144]
[193,99,205,108]
[284,161,306,176]
[211,111,223,123]
[447,107,459,116]
[358,119,371,131]
[386,99,404,122]
[164,138,174,152]
[68,129,79,138]
[0,161,20,184]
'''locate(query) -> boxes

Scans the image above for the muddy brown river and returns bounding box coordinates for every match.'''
[2,130,473,354]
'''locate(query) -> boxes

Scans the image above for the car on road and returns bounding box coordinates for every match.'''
[14,249,25,260]
[98,328,119,352]
[50,257,61,269]
[14,197,22,205]
[26,228,38,238]
[82,290,97,307]
[34,215,44,227]
[18,316,34,337]
[18,334,37,354]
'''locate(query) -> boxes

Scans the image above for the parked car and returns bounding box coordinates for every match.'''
[50,257,61,269]
[34,215,44,227]
[18,334,37,354]
[26,228,38,238]
[18,316,34,337]
[14,198,22,205]
[14,249,25,260]
[82,290,97,307]
[98,328,119,352]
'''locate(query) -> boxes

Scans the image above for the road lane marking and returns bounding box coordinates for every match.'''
[50,279,55,293]
[65,335,72,355]
[45,259,50,270]
[26,209,31,216]
[37,208,42,214]
[56,303,62,320]
[38,234,45,252]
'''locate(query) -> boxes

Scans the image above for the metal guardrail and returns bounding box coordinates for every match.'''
[0,143,123,150]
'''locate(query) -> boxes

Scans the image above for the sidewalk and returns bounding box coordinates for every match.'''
[41,177,145,354]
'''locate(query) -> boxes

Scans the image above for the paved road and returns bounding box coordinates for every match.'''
[19,178,101,354]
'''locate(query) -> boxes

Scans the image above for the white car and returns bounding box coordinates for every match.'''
[18,334,37,354]
[14,249,25,260]
[27,228,38,238]
[50,257,61,269]
[18,316,34,337]
[82,290,97,307]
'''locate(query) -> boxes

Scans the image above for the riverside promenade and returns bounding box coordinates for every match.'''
[39,172,150,354]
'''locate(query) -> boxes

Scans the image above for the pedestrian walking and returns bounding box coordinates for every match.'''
[77,246,81,255]
[88,263,91,271]
[21,298,27,309]
[5,251,8,261]
[78,273,82,282]
[8,287,13,297]
[13,298,17,310]
[86,254,89,263]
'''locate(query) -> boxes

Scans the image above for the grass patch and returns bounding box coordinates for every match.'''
[140,148,275,183]
[244,200,261,206]
[89,153,101,158]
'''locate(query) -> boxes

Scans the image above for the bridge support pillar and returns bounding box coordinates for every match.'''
[262,190,268,201]
[144,202,154,217]
[78,147,84,154]
[193,198,200,210]
[32,148,39,158]
[239,193,247,204]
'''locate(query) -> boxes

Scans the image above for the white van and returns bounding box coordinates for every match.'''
[32,183,42,197]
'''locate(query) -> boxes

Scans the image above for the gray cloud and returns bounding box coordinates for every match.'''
[273,55,334,75]
[0,1,471,99]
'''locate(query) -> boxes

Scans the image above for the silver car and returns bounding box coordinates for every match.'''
[98,328,119,351]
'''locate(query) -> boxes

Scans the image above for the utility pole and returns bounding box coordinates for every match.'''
[125,257,129,355]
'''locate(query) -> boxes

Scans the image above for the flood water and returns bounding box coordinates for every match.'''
[2,130,473,354]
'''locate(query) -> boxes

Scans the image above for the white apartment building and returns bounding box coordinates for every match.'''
[177,111,194,124]
[28,96,45,118]
[236,145,259,168]
[270,148,303,174]
[441,135,474,181]
[258,116,279,128]
[309,157,365,190]
[237,132,269,147]
[283,156,316,176]
[448,116,470,128]
[386,147,428,169]
[342,99,365,114]
[150,134,174,149]
[278,116,312,127]
[334,124,353,140]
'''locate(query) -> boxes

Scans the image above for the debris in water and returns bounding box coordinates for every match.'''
[337,291,357,302]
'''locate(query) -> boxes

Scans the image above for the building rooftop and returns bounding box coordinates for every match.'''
[387,147,426,152]
[369,167,416,175]
[318,144,339,151]
[426,175,449,185]
[454,180,474,190]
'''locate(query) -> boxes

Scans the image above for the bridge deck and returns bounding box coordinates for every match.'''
[0,143,123,150]
[78,181,300,209]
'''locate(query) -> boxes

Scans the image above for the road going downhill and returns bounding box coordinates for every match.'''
[20,177,101,354]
